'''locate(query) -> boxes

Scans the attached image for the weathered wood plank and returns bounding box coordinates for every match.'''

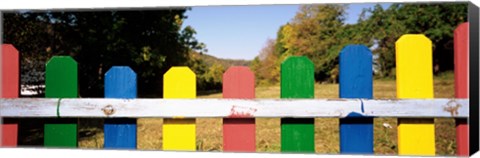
[0,98,468,118]
[0,147,456,158]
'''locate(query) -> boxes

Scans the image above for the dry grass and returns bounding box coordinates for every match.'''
[75,75,457,155]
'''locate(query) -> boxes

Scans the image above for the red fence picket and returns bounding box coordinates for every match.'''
[454,22,469,156]
[222,66,256,152]
[1,44,19,147]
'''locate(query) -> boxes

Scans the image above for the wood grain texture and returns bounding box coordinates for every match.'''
[104,66,137,149]
[44,56,78,148]
[338,45,373,154]
[0,98,468,118]
[396,34,435,156]
[280,56,315,153]
[1,44,19,147]
[162,66,196,151]
[222,66,256,152]
[454,22,469,156]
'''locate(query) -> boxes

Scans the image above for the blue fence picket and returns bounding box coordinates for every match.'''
[339,45,374,154]
[104,66,137,149]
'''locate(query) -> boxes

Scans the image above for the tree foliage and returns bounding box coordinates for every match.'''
[250,39,280,85]
[361,3,468,77]
[187,51,225,91]
[251,3,467,84]
[277,5,348,82]
[3,9,207,97]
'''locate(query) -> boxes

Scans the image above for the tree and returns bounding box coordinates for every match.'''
[251,39,279,85]
[203,62,225,89]
[187,51,225,91]
[3,9,205,97]
[359,3,467,77]
[279,4,347,81]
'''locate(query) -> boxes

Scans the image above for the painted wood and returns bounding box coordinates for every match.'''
[456,119,468,156]
[2,147,395,158]
[280,56,315,153]
[454,23,469,99]
[1,44,19,147]
[44,56,78,148]
[1,124,18,147]
[0,98,468,118]
[222,66,256,152]
[104,66,137,149]
[1,44,19,98]
[0,45,2,98]
[396,34,435,155]
[339,45,373,154]
[454,22,469,156]
[163,66,196,151]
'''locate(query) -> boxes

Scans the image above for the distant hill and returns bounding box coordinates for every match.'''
[191,52,252,68]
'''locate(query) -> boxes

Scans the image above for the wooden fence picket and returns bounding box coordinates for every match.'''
[163,66,196,151]
[1,44,20,147]
[280,56,315,152]
[338,45,373,154]
[104,66,137,149]
[454,22,469,156]
[395,34,435,155]
[44,56,78,147]
[222,66,256,152]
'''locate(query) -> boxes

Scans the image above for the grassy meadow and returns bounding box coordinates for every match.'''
[75,72,455,155]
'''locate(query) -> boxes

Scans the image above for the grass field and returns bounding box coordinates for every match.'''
[38,73,457,155]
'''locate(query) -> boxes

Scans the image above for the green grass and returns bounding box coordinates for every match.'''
[72,74,458,155]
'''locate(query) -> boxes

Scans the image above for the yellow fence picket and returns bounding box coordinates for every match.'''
[162,66,197,151]
[395,34,435,155]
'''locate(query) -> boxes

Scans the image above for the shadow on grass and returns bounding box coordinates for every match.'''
[197,90,222,96]
[17,118,44,146]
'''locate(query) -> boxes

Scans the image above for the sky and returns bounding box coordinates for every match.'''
[183,3,392,60]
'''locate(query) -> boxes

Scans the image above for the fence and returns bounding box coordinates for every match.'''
[0,22,470,156]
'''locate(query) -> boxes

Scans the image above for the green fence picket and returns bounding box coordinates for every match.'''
[44,56,78,147]
[280,56,315,153]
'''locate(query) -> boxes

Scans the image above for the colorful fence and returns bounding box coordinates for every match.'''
[0,22,470,156]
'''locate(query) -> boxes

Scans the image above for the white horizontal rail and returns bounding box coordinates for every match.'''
[0,148,460,158]
[0,98,468,118]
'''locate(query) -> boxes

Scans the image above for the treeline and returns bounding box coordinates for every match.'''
[251,3,468,85]
[189,52,251,92]
[2,9,228,97]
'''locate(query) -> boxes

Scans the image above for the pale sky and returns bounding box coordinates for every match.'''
[183,3,392,60]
